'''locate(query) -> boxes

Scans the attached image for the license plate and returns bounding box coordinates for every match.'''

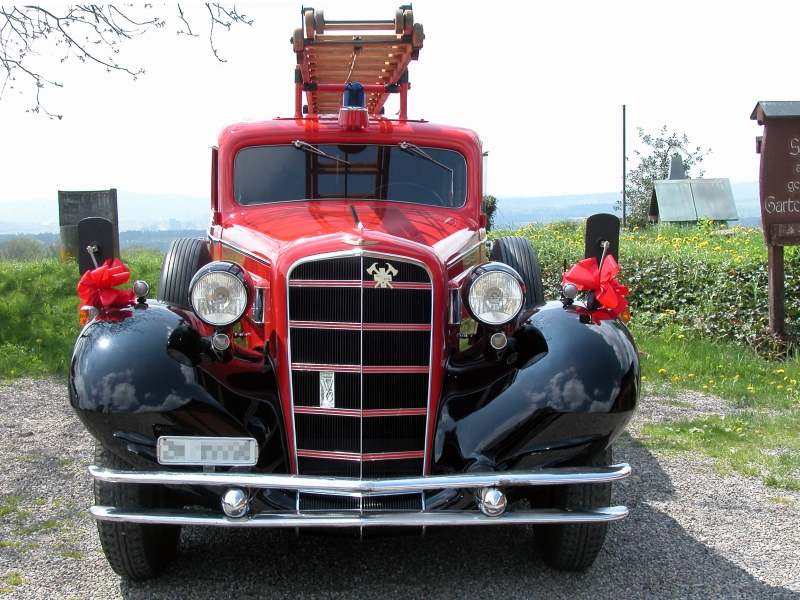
[157,436,258,466]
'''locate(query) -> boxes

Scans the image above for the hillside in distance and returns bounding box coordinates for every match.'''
[494,182,761,228]
[0,182,762,235]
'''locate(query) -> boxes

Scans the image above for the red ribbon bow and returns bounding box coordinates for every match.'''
[77,258,136,310]
[562,254,629,318]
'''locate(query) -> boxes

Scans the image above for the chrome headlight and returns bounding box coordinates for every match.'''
[189,262,249,327]
[466,263,524,326]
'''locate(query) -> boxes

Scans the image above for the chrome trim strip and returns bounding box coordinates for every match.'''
[294,407,428,417]
[445,240,483,268]
[91,506,629,527]
[449,288,461,325]
[209,236,271,266]
[288,280,431,290]
[89,463,632,492]
[252,288,265,325]
[290,279,361,288]
[290,321,431,331]
[296,449,424,462]
[292,363,428,374]
[364,281,431,290]
[292,363,360,373]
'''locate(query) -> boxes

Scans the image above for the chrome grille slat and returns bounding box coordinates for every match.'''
[287,252,432,495]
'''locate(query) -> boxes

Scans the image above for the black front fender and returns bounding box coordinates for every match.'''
[434,303,639,473]
[69,302,288,472]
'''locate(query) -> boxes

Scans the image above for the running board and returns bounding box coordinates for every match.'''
[90,505,629,527]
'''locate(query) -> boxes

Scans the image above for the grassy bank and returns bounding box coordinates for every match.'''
[0,252,161,378]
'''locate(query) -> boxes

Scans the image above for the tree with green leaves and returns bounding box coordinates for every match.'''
[483,194,497,231]
[620,126,710,226]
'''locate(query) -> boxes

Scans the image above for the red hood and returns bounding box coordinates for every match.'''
[215,201,481,268]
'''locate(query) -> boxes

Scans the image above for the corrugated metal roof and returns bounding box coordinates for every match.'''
[691,179,738,220]
[652,181,696,221]
[650,178,738,223]
[750,101,800,121]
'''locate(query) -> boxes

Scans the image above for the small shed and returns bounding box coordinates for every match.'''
[649,178,738,224]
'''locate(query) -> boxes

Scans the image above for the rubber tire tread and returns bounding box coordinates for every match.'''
[490,236,545,309]
[533,447,613,571]
[157,238,211,308]
[93,444,180,580]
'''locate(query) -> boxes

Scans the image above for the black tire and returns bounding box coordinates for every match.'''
[533,447,612,571]
[157,238,211,308]
[490,236,545,308]
[93,444,180,580]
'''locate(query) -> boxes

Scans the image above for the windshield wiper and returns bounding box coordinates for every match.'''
[398,141,454,201]
[292,140,351,166]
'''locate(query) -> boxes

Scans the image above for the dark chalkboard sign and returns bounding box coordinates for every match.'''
[58,189,119,261]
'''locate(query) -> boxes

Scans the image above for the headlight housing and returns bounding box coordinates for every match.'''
[189,262,250,327]
[465,262,524,326]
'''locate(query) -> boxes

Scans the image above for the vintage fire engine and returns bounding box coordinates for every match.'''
[70,6,639,580]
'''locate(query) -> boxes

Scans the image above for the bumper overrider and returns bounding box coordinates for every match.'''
[89,463,631,527]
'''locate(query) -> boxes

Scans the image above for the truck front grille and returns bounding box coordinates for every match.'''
[288,253,432,485]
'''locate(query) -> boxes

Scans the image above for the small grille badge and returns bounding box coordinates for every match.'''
[366,262,398,289]
[320,371,335,408]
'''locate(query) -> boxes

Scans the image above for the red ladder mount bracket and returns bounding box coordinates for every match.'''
[291,6,424,119]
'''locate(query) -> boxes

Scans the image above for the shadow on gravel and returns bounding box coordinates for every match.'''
[119,436,795,600]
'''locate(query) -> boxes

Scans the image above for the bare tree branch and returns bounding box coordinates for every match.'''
[204,2,252,62]
[176,4,197,37]
[0,3,253,119]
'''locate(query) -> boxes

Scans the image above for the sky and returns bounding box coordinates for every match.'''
[1,0,798,209]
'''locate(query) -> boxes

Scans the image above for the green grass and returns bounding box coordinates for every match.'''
[632,323,800,410]
[0,496,26,519]
[631,322,799,490]
[0,251,162,379]
[642,412,800,491]
[0,571,24,594]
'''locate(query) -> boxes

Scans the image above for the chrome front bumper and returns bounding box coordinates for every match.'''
[89,463,632,527]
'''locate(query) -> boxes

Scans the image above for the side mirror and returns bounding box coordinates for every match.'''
[584,213,620,265]
[77,217,116,274]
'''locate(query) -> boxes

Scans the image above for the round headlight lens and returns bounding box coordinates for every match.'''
[467,269,524,325]
[190,267,248,326]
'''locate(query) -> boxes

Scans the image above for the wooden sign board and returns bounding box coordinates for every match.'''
[750,101,800,335]
[751,101,800,245]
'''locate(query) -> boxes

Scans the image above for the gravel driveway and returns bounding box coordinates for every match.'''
[0,379,798,599]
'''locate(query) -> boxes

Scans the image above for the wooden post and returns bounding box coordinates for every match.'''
[767,244,785,335]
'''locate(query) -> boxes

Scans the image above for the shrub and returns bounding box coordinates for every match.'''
[495,222,798,358]
[0,237,46,260]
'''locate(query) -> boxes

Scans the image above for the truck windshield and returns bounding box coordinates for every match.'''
[234,143,467,208]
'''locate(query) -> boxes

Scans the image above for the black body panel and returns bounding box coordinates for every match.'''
[69,303,289,475]
[70,301,638,496]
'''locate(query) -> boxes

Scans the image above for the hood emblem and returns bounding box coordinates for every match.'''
[367,262,398,289]
[342,236,378,246]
